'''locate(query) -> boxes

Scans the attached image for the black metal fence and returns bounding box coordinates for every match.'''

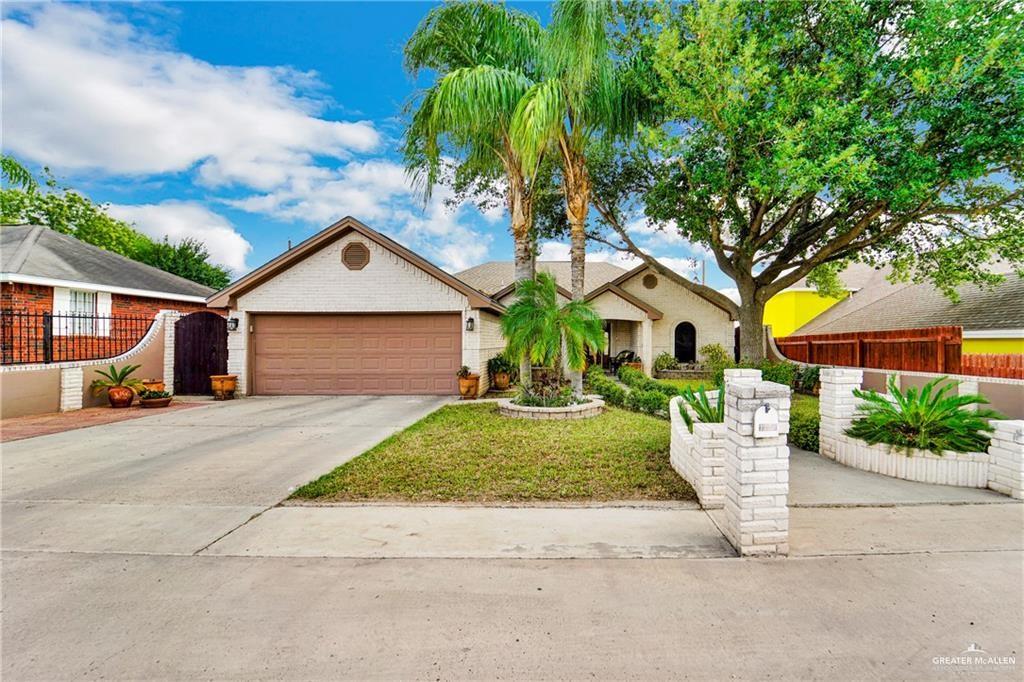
[0,310,155,365]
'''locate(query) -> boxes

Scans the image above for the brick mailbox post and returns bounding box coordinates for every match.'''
[722,379,792,557]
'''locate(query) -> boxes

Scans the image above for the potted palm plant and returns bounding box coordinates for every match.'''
[500,272,606,403]
[487,353,515,391]
[90,364,144,408]
[457,365,480,399]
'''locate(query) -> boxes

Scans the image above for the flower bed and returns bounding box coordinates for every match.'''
[498,397,605,420]
[824,434,990,487]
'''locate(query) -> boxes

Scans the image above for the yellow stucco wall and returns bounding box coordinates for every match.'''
[763,290,847,338]
[963,338,1024,354]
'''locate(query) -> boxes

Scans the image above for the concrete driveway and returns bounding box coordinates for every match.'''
[1,395,449,555]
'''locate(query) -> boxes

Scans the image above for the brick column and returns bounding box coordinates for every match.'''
[818,368,863,459]
[161,311,181,395]
[59,367,83,412]
[724,368,761,385]
[722,379,791,557]
[640,318,654,376]
[988,420,1024,499]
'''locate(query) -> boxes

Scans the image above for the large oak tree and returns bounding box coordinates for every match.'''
[592,0,1023,360]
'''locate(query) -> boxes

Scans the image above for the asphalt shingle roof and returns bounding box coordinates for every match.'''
[1,225,214,298]
[456,260,627,296]
[794,272,1024,334]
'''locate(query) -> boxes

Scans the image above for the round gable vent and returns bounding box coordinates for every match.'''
[642,273,658,289]
[342,242,370,270]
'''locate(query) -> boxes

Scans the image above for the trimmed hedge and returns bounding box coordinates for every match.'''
[618,365,680,398]
[586,366,669,418]
[789,396,820,452]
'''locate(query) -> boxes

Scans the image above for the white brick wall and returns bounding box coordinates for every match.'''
[162,311,181,395]
[589,290,646,321]
[668,396,728,509]
[988,421,1024,499]
[237,233,470,313]
[721,380,791,557]
[619,268,734,363]
[59,367,83,412]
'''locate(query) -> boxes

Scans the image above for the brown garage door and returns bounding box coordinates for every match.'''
[252,313,460,395]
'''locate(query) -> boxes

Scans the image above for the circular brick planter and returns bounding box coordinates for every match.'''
[497,397,605,420]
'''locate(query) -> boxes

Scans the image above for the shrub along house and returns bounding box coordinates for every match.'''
[206,216,736,399]
[1,224,215,365]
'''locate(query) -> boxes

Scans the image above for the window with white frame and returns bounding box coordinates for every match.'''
[52,287,109,336]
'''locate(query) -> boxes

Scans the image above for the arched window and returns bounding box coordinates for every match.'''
[674,322,696,364]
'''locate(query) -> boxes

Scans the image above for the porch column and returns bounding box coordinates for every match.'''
[640,318,653,376]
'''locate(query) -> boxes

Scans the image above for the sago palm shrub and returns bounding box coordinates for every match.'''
[678,384,725,433]
[846,376,1003,456]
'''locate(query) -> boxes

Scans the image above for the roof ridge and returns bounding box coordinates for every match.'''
[6,225,45,273]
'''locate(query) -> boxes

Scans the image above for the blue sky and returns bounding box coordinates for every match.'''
[3,2,728,293]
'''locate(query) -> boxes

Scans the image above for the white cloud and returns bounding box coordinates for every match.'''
[2,4,379,189]
[106,202,252,274]
[718,287,741,304]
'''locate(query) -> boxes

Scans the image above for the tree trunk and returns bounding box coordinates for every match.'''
[513,232,534,388]
[564,163,590,395]
[737,282,767,362]
[509,170,535,389]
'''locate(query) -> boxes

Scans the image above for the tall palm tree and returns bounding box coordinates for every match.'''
[500,272,605,382]
[404,1,545,385]
[510,0,649,392]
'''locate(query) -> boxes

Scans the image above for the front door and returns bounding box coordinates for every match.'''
[674,322,696,364]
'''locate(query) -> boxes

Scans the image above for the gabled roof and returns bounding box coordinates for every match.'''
[585,282,663,320]
[206,217,503,312]
[0,224,213,301]
[794,272,1024,335]
[456,260,627,296]
[608,264,736,318]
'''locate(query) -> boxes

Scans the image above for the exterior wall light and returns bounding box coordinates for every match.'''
[465,316,475,332]
[226,317,239,332]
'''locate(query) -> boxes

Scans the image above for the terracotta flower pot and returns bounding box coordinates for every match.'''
[140,397,173,409]
[458,374,480,399]
[492,371,510,391]
[210,374,238,400]
[142,379,165,393]
[107,385,135,409]
[625,361,643,371]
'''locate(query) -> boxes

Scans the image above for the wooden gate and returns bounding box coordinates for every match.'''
[174,312,227,395]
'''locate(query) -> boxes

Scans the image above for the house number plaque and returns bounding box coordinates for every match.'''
[754,403,779,438]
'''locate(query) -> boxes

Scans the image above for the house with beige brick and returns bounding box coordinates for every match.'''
[208,217,735,398]
[457,260,735,375]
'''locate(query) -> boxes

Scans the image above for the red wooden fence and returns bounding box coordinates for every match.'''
[775,326,963,374]
[962,354,1024,379]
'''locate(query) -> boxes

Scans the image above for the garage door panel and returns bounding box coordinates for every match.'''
[253,314,460,395]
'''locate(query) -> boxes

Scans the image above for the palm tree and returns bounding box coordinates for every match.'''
[510,0,650,391]
[404,1,545,385]
[500,272,605,385]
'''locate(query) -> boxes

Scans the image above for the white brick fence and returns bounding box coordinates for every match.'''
[670,369,792,556]
[819,368,1024,498]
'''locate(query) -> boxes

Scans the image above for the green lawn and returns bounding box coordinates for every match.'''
[657,377,711,392]
[791,392,819,417]
[291,403,695,503]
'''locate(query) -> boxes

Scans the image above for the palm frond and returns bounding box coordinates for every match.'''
[847,376,1003,456]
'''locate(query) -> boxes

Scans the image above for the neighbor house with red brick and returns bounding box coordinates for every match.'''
[1,224,216,364]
